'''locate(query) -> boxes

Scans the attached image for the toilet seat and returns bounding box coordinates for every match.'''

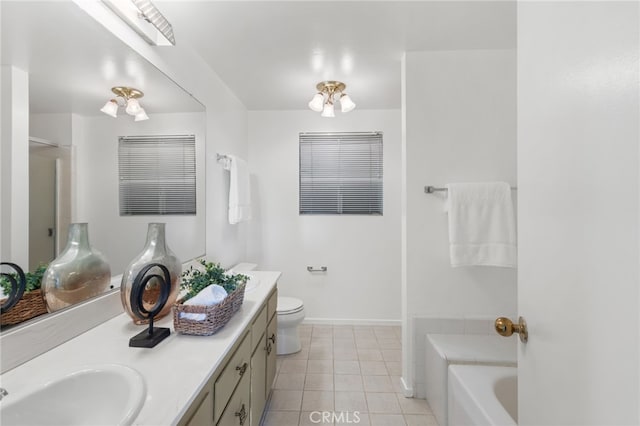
[277,297,304,315]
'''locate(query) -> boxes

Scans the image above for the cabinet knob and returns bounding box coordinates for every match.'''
[268,333,276,344]
[235,362,248,376]
[235,403,247,425]
[266,342,272,355]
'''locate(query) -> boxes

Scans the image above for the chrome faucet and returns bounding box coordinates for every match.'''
[0,388,8,400]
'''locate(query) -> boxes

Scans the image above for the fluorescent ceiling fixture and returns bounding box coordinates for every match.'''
[102,0,176,46]
[308,81,356,118]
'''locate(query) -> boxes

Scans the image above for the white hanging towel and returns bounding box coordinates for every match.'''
[445,182,517,268]
[222,155,252,224]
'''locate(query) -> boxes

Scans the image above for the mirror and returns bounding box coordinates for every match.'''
[1,1,206,328]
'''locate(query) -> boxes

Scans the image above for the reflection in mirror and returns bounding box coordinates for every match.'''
[1,1,206,330]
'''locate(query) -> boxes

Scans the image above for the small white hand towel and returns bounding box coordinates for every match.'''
[445,182,517,268]
[179,284,228,321]
[222,155,252,224]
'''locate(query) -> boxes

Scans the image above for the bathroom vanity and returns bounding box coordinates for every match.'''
[0,271,280,426]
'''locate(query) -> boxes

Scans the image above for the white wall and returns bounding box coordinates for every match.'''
[402,49,517,394]
[247,109,401,323]
[76,112,206,275]
[0,66,29,267]
[30,113,73,145]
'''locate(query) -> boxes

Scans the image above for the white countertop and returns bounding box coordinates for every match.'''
[0,271,280,425]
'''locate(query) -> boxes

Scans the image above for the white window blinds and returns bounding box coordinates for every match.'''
[299,132,383,215]
[119,135,196,215]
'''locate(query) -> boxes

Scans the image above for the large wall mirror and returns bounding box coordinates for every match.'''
[1,1,206,330]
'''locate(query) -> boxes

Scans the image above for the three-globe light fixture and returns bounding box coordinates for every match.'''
[308,81,356,117]
[100,86,149,121]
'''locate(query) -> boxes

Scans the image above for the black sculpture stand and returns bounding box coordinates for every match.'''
[0,262,26,314]
[129,263,171,348]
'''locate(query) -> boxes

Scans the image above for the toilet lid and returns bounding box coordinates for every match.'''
[277,297,304,314]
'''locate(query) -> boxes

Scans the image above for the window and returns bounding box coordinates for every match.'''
[119,135,196,215]
[299,132,383,215]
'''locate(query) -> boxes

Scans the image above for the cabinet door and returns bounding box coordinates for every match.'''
[266,315,277,393]
[185,391,214,426]
[217,373,250,426]
[250,333,267,426]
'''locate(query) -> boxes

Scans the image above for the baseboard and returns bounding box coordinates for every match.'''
[303,318,401,326]
[400,376,414,397]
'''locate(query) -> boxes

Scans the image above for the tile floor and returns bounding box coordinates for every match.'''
[261,325,439,426]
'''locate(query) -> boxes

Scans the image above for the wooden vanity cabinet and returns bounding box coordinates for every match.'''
[179,287,278,426]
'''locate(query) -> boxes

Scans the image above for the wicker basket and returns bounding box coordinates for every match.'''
[173,282,246,336]
[0,289,48,326]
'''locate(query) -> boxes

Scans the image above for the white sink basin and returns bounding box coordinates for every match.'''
[1,364,146,426]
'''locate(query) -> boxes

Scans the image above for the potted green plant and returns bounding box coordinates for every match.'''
[0,264,49,325]
[180,260,248,301]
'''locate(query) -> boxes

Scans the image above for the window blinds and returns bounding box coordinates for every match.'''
[299,132,383,215]
[119,135,196,215]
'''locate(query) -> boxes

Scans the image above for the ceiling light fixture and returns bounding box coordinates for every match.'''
[308,81,356,117]
[102,0,176,46]
[100,86,149,121]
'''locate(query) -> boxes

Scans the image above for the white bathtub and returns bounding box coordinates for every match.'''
[448,365,517,426]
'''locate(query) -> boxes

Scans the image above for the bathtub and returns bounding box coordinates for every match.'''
[448,365,517,426]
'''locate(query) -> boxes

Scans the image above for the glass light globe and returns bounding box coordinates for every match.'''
[321,102,335,118]
[134,108,149,121]
[100,100,118,118]
[125,98,142,115]
[308,92,324,112]
[340,94,356,113]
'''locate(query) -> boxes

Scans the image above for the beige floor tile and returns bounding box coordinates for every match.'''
[299,411,334,426]
[335,391,368,412]
[301,390,335,411]
[404,414,438,426]
[377,338,401,349]
[262,410,300,426]
[354,329,376,339]
[334,374,364,392]
[363,375,394,392]
[333,349,359,361]
[390,376,405,393]
[333,327,355,339]
[307,359,334,374]
[346,412,370,425]
[312,326,334,338]
[274,373,306,390]
[304,373,334,391]
[356,338,380,349]
[365,393,401,414]
[280,359,308,374]
[309,346,334,360]
[311,338,334,348]
[397,395,433,415]
[334,360,361,375]
[385,362,402,376]
[381,349,402,362]
[360,361,388,376]
[299,325,313,334]
[269,390,303,411]
[334,338,357,350]
[369,413,407,426]
[373,327,397,340]
[358,349,384,361]
[282,347,310,360]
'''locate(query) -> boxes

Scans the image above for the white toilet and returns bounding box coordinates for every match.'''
[276,297,305,355]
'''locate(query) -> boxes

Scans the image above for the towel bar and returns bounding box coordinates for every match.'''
[424,185,517,194]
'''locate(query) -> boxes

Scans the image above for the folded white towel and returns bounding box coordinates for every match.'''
[222,155,252,224]
[179,284,228,321]
[445,182,517,268]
